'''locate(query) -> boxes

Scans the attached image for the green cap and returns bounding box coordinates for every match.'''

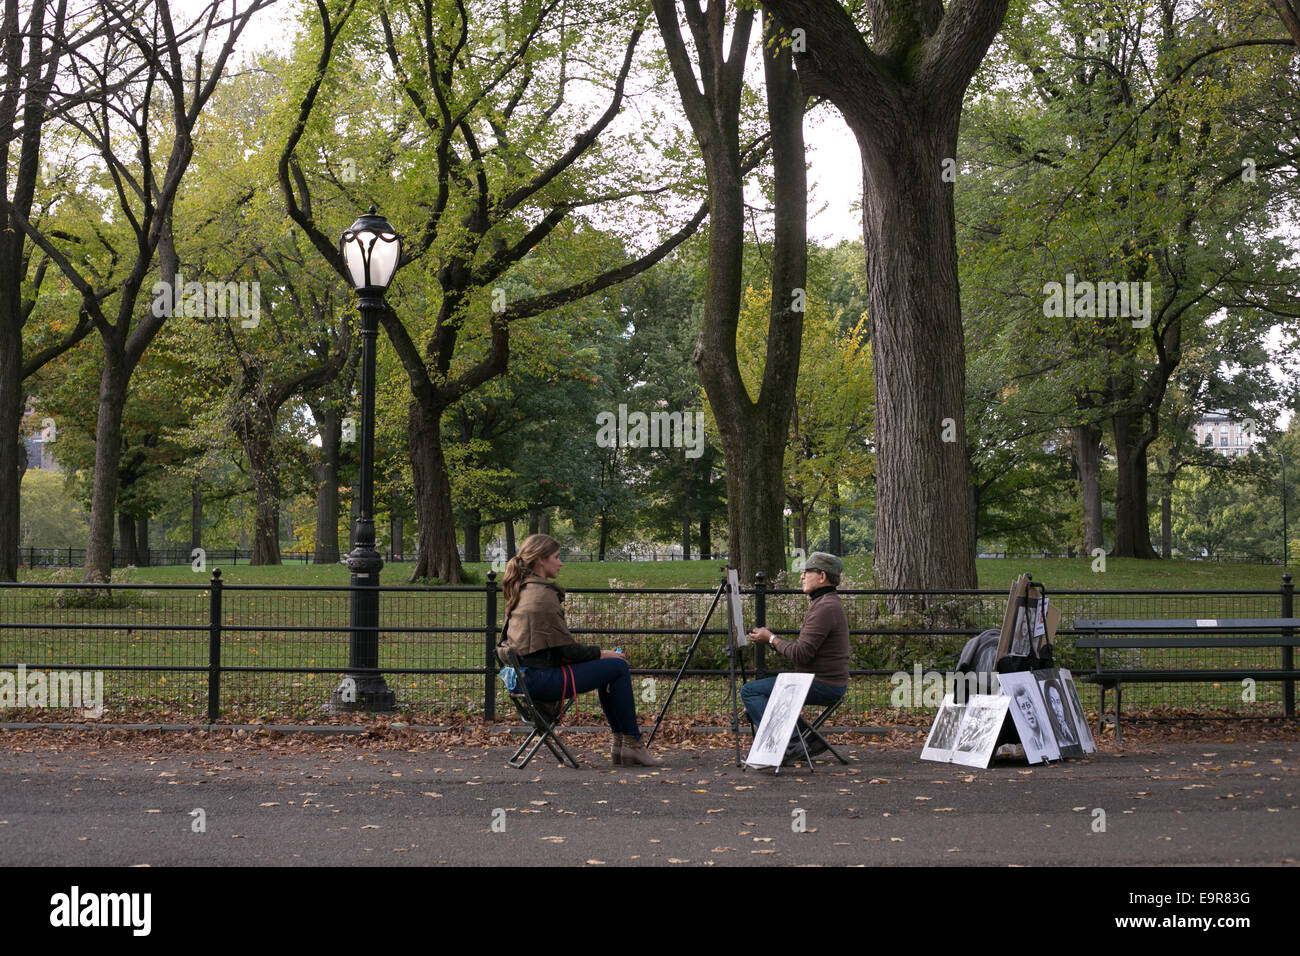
[804,552,843,577]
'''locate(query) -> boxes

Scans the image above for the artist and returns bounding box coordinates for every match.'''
[744,552,850,756]
[497,533,663,767]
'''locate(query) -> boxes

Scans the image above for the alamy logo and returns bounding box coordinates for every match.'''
[1042,273,1151,328]
[595,404,705,459]
[0,665,103,717]
[890,664,1000,708]
[49,886,151,936]
[151,273,261,328]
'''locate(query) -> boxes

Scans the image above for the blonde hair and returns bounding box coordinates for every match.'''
[502,533,561,614]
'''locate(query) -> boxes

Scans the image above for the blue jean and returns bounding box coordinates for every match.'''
[741,676,845,740]
[523,658,642,739]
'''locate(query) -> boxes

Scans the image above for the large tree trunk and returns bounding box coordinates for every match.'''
[504,519,516,558]
[653,1,805,583]
[762,0,1008,591]
[858,127,977,590]
[409,402,464,582]
[699,509,711,561]
[1111,409,1156,557]
[1072,423,1104,553]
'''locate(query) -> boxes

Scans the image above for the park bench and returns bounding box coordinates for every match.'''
[1073,618,1300,745]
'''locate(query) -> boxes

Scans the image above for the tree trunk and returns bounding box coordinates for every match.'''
[313,404,341,564]
[858,127,977,590]
[390,515,403,560]
[246,428,282,566]
[118,511,136,567]
[539,511,550,535]
[464,511,481,563]
[191,478,202,551]
[528,508,540,536]
[598,513,608,561]
[1111,410,1156,557]
[652,3,804,583]
[135,515,149,567]
[680,469,692,559]
[699,509,711,560]
[761,0,1008,591]
[0,330,20,581]
[409,402,464,582]
[829,497,842,555]
[84,354,128,583]
[504,519,516,558]
[1072,423,1104,553]
[1160,481,1172,558]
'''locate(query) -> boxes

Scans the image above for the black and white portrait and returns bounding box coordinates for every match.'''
[1038,671,1083,759]
[1059,669,1096,753]
[745,672,813,768]
[921,695,966,762]
[950,695,1010,768]
[999,671,1060,764]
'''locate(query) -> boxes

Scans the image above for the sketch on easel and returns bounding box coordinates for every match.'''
[726,568,748,648]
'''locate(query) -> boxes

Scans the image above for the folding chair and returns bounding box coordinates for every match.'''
[500,648,580,769]
[786,697,850,770]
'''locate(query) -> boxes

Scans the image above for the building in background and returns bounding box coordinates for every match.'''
[1193,411,1253,457]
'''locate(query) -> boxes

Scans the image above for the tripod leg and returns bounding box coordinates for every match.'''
[647,579,727,747]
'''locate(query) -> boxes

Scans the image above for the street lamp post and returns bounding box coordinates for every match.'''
[331,207,401,712]
[1281,450,1289,568]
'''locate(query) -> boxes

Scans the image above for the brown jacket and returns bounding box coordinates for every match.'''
[771,587,850,687]
[501,575,600,668]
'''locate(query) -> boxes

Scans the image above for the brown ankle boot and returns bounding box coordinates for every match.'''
[617,733,664,767]
[610,733,624,766]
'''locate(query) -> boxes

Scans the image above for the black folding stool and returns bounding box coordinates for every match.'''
[787,697,850,770]
[501,648,580,769]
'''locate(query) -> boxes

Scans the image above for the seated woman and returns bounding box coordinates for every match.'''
[498,533,663,767]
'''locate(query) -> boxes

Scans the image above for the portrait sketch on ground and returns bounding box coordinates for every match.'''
[745,672,814,769]
[950,695,1011,768]
[921,694,967,763]
[1038,669,1084,759]
[1058,669,1096,753]
[999,671,1060,764]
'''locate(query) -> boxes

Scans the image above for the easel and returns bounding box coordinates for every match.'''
[647,569,747,765]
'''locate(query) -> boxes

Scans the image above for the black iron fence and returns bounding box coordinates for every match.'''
[0,572,1294,726]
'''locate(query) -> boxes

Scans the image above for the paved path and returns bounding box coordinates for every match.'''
[1,736,1296,866]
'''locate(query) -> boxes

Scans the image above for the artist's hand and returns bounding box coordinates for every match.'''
[600,649,626,660]
[748,627,772,643]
